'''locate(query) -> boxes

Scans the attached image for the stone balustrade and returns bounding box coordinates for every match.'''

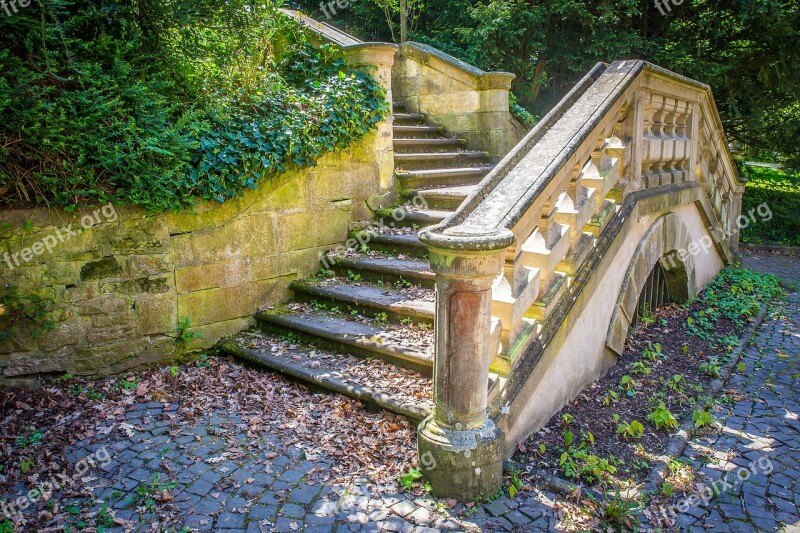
[418,60,743,498]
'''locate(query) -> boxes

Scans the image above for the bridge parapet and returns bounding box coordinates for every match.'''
[417,60,743,499]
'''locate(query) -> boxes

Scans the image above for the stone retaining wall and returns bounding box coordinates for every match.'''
[0,129,394,385]
[392,42,523,159]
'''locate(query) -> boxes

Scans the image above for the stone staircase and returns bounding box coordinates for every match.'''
[221,102,497,422]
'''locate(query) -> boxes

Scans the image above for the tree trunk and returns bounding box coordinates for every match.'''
[400,0,408,43]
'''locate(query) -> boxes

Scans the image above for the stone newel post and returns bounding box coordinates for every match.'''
[417,226,515,500]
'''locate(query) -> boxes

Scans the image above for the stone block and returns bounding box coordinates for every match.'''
[77,296,129,316]
[3,348,70,377]
[87,325,133,345]
[274,210,349,253]
[80,257,122,281]
[177,275,292,327]
[191,214,276,260]
[127,256,168,277]
[136,298,177,336]
[38,320,87,352]
[43,261,82,285]
[100,277,171,295]
[176,260,249,294]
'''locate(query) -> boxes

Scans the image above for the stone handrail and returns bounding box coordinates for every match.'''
[392,42,522,158]
[417,60,744,498]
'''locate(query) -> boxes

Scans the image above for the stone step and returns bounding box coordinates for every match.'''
[416,185,477,211]
[393,112,427,124]
[394,151,490,170]
[397,166,494,189]
[369,233,427,258]
[392,101,406,112]
[393,208,453,228]
[329,255,435,288]
[393,125,444,138]
[222,333,434,422]
[393,137,468,152]
[290,278,434,324]
[255,308,433,373]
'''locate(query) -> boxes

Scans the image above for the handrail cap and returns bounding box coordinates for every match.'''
[418,226,515,253]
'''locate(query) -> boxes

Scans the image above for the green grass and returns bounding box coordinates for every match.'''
[740,165,800,246]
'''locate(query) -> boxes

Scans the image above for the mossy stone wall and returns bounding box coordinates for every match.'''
[0,130,394,385]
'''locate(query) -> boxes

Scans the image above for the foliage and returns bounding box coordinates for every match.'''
[692,409,713,429]
[699,358,721,378]
[642,342,663,362]
[0,1,388,211]
[615,420,644,441]
[399,468,423,489]
[368,0,425,42]
[647,402,679,431]
[0,284,54,341]
[509,92,537,128]
[16,429,43,448]
[700,268,783,327]
[630,361,651,376]
[558,430,618,484]
[299,0,800,168]
[619,375,637,395]
[595,491,641,532]
[126,473,177,510]
[739,165,800,245]
[175,317,202,348]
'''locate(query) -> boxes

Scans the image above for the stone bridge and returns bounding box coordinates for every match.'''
[0,10,742,502]
[259,12,743,500]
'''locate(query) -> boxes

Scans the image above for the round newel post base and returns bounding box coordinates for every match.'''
[417,415,505,501]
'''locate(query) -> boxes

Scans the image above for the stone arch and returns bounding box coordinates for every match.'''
[606,213,698,355]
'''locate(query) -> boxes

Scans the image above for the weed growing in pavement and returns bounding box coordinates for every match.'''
[692,410,713,429]
[399,468,423,490]
[593,491,641,531]
[126,473,177,510]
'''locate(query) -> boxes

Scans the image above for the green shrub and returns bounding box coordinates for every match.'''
[739,165,800,245]
[0,1,388,212]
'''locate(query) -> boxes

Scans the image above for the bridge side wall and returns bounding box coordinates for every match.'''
[499,193,724,449]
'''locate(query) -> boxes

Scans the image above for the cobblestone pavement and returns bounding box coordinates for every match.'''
[666,251,800,532]
[3,252,798,532]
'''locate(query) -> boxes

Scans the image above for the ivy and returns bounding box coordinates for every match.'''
[0,2,388,212]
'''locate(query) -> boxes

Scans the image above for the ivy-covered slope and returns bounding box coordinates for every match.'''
[0,0,388,212]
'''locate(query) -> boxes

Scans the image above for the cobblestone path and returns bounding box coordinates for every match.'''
[4,251,797,532]
[666,252,799,532]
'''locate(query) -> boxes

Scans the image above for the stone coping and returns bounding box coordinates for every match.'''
[279,8,362,47]
[421,60,744,249]
[399,42,515,90]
